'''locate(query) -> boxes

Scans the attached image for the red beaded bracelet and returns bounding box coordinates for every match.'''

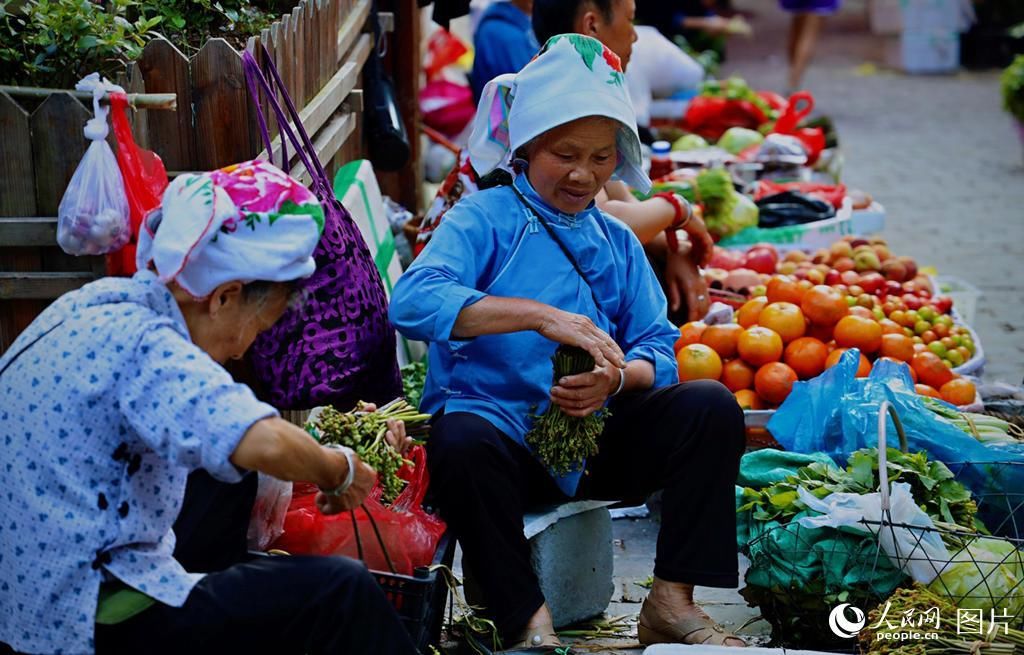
[653,192,691,252]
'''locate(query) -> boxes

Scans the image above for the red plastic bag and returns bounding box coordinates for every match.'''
[770,91,826,165]
[424,28,468,81]
[107,92,168,276]
[682,96,769,142]
[271,446,446,575]
[420,80,476,138]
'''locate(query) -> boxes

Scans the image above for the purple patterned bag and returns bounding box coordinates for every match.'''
[243,47,401,410]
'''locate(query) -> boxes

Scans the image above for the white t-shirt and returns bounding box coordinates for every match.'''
[626,25,705,127]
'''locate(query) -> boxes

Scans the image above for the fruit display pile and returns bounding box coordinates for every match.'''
[679,237,979,410]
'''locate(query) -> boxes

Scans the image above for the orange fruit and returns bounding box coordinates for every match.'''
[911,351,954,389]
[826,347,871,377]
[734,388,766,410]
[721,359,756,391]
[738,327,784,367]
[700,323,744,359]
[915,383,942,399]
[737,297,769,329]
[755,362,799,405]
[766,275,804,304]
[834,315,883,354]
[878,333,915,362]
[848,306,875,319]
[784,337,829,379]
[676,321,707,353]
[676,344,723,382]
[940,378,976,406]
[879,318,904,335]
[758,302,807,343]
[801,285,849,326]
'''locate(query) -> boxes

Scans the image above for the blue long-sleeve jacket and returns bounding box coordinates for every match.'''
[390,175,679,495]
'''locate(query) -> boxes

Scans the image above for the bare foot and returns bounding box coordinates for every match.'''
[513,603,563,648]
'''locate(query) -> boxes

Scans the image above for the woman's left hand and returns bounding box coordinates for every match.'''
[360,404,414,455]
[550,364,620,418]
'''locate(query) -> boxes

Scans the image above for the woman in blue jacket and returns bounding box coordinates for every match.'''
[391,35,745,653]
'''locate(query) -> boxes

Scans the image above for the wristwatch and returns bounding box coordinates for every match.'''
[319,444,357,497]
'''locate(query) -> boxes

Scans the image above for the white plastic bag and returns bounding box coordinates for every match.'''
[796,482,950,584]
[247,473,293,551]
[56,74,130,256]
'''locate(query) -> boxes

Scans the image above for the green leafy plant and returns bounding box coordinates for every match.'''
[1001,54,1024,124]
[0,0,288,88]
[1,0,160,87]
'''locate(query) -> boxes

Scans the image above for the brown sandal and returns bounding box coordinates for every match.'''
[638,602,746,647]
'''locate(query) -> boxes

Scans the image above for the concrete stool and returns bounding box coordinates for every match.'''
[465,500,615,628]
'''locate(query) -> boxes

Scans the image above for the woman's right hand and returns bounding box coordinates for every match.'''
[536,307,626,369]
[315,450,378,515]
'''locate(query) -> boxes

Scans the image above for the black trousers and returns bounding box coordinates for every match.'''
[173,469,259,572]
[426,380,746,639]
[93,555,418,654]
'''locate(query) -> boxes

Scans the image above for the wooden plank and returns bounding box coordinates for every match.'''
[288,112,355,186]
[306,1,317,104]
[0,217,58,246]
[0,92,36,218]
[126,62,150,148]
[0,272,97,300]
[30,93,90,216]
[337,0,371,66]
[137,37,196,172]
[257,34,369,166]
[192,39,256,169]
[293,4,305,108]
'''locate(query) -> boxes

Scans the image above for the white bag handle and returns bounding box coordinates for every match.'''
[876,400,910,515]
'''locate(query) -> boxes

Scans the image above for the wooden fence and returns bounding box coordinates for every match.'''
[0,0,377,353]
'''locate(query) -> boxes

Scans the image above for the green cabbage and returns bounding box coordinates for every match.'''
[672,134,709,152]
[718,127,764,155]
[928,537,1024,618]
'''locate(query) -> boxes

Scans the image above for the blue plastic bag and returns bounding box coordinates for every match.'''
[767,350,1024,529]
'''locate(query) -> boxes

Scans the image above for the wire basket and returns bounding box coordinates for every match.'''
[741,402,1024,650]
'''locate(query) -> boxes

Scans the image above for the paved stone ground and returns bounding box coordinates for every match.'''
[445,5,1022,653]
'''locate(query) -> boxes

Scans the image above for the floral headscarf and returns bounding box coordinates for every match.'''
[136,160,323,298]
[468,34,651,193]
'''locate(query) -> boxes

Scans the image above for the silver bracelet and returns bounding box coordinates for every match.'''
[611,366,627,397]
[319,445,356,497]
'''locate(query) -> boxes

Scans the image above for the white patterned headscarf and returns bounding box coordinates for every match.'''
[468,34,651,193]
[136,160,323,298]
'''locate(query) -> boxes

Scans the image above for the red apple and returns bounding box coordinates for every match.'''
[708,247,746,271]
[825,269,842,285]
[898,256,918,280]
[858,272,886,295]
[840,270,861,286]
[881,259,908,282]
[848,284,865,297]
[834,257,856,272]
[902,293,924,310]
[885,280,903,297]
[744,247,779,274]
[932,296,953,314]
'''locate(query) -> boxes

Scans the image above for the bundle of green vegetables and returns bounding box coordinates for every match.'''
[738,447,981,532]
[525,346,607,474]
[307,399,431,504]
[647,168,755,239]
[860,584,1024,655]
[699,77,778,120]
[922,397,1024,446]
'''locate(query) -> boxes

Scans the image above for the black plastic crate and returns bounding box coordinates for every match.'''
[373,532,455,653]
